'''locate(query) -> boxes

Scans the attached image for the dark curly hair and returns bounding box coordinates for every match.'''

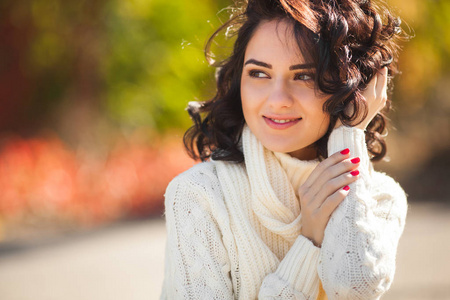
[184,0,404,163]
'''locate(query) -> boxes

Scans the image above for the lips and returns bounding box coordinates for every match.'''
[263,116,301,129]
[268,118,299,124]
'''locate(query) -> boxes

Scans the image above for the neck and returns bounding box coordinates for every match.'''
[288,145,318,160]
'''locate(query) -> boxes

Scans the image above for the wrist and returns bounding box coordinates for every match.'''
[301,231,323,248]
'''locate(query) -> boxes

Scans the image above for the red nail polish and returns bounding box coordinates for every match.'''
[343,185,350,191]
[340,148,350,155]
[351,157,360,164]
[350,170,359,176]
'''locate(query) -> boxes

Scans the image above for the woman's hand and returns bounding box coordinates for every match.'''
[298,149,360,247]
[356,67,388,130]
[335,67,388,130]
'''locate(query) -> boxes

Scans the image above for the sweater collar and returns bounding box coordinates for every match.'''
[273,152,318,197]
[241,125,318,243]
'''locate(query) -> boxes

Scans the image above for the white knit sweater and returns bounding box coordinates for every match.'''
[160,125,407,299]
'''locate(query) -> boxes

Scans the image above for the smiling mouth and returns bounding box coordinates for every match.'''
[263,116,302,129]
[264,116,302,122]
[267,118,301,124]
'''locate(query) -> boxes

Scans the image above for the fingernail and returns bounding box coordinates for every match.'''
[351,157,360,164]
[340,148,350,155]
[343,186,350,191]
[350,170,359,176]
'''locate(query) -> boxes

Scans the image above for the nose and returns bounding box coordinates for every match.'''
[267,79,294,109]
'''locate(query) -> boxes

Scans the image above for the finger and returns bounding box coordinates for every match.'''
[376,67,388,101]
[363,71,378,101]
[310,169,359,208]
[301,157,359,209]
[304,154,359,201]
[301,149,350,189]
[319,185,351,218]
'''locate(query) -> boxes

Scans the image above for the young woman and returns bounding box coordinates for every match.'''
[161,0,407,299]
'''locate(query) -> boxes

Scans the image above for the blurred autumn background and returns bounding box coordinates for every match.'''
[0,0,449,248]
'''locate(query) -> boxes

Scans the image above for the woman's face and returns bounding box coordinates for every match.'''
[240,19,330,160]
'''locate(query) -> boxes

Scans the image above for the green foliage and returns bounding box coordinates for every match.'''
[389,0,450,108]
[3,0,449,139]
[101,0,229,131]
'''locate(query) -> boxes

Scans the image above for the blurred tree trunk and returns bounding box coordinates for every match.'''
[0,0,108,143]
[54,0,108,147]
[0,2,35,132]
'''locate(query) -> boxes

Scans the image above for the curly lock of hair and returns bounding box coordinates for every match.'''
[184,0,405,163]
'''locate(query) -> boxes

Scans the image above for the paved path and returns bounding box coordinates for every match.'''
[0,202,449,300]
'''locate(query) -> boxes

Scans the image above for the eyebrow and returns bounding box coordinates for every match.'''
[244,59,272,69]
[289,63,315,70]
[244,59,315,70]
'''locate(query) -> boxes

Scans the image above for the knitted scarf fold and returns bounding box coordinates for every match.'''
[213,125,320,296]
[241,125,318,243]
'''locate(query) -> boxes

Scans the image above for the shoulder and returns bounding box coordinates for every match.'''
[164,161,237,236]
[165,161,221,200]
[164,161,231,217]
[168,160,219,186]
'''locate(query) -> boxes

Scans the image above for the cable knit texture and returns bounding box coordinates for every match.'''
[161,125,407,299]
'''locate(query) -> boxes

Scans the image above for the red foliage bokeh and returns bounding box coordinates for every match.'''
[0,133,195,229]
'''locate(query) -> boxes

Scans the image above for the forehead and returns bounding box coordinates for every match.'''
[244,19,307,63]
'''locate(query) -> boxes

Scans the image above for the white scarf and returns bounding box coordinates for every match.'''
[241,125,318,243]
[213,125,321,297]
[214,124,320,242]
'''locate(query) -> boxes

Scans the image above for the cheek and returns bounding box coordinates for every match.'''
[240,78,262,115]
[306,97,330,131]
[316,105,330,133]
[240,83,250,112]
[318,114,330,134]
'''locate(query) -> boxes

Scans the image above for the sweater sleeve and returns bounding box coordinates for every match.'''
[259,235,322,299]
[160,170,234,299]
[319,126,408,299]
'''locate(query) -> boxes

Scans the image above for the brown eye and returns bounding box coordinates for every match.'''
[249,70,269,78]
[294,73,312,81]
